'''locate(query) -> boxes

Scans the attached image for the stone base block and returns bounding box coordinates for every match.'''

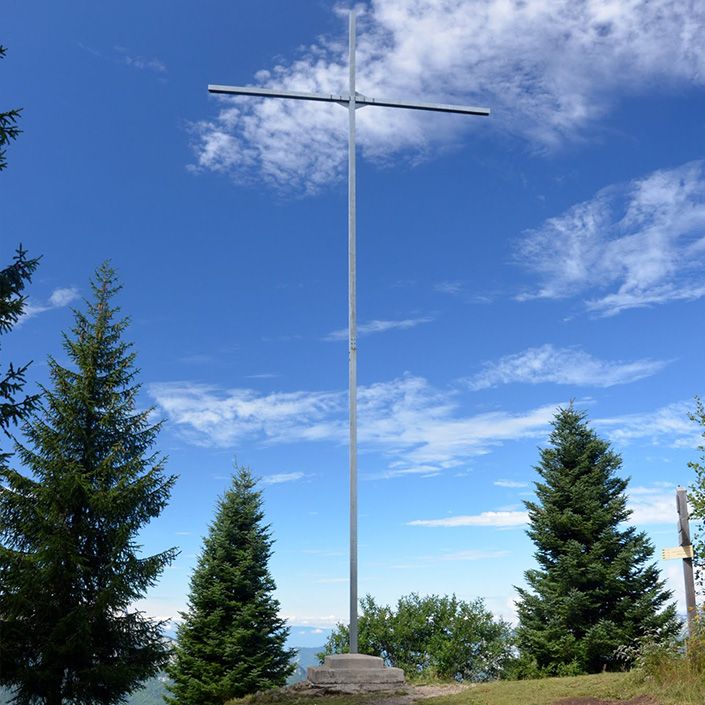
[307,654,406,692]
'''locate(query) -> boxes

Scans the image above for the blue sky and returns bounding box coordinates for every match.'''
[3,0,705,642]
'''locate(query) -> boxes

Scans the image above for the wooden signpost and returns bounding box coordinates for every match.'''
[661,486,697,635]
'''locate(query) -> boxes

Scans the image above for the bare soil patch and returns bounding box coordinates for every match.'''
[283,681,475,704]
[374,683,475,705]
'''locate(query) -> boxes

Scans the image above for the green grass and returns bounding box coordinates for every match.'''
[223,674,644,705]
[426,673,642,705]
[224,669,705,705]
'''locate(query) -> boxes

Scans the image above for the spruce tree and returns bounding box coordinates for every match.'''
[1,246,40,455]
[0,264,177,704]
[1,44,23,171]
[515,405,679,675]
[166,467,294,705]
[2,43,38,445]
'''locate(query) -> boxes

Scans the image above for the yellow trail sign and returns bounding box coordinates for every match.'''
[662,545,694,560]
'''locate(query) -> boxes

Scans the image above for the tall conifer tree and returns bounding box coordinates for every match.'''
[0,264,177,704]
[516,405,679,675]
[166,467,294,705]
[1,246,39,456]
[1,44,39,449]
[1,44,23,171]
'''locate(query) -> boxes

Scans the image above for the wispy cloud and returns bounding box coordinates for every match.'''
[408,511,529,528]
[22,287,80,321]
[433,549,510,561]
[314,577,348,584]
[78,42,167,75]
[192,1,704,192]
[324,316,433,341]
[392,548,510,568]
[408,485,680,529]
[434,281,463,295]
[150,375,557,475]
[466,344,669,390]
[114,46,166,74]
[595,401,698,448]
[261,471,306,485]
[517,161,705,316]
[281,613,344,628]
[494,479,529,489]
[149,382,342,448]
[627,485,678,526]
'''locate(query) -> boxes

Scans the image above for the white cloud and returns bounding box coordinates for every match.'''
[193,0,704,192]
[517,161,705,315]
[301,549,345,557]
[48,288,79,307]
[467,344,669,390]
[434,549,510,561]
[408,510,529,528]
[150,375,557,475]
[408,485,680,529]
[494,479,529,489]
[149,382,343,448]
[434,281,463,295]
[262,471,305,485]
[324,316,433,341]
[358,378,557,474]
[627,485,678,526]
[114,46,166,74]
[282,613,343,628]
[595,401,699,448]
[23,287,80,321]
[314,577,348,584]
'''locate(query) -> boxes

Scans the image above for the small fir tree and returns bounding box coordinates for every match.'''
[0,264,177,704]
[166,467,294,705]
[515,405,679,675]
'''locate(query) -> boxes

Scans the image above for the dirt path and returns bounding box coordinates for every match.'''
[377,683,475,705]
[286,681,476,704]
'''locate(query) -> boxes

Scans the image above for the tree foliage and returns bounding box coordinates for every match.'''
[1,42,39,461]
[687,396,705,585]
[0,264,177,705]
[166,467,294,705]
[0,45,22,172]
[515,405,679,677]
[0,246,40,460]
[322,593,514,681]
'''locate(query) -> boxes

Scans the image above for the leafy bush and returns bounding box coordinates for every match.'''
[320,593,514,682]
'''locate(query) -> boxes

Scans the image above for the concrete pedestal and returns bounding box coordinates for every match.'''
[307,654,406,692]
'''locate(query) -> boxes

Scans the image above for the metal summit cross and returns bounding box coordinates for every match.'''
[209,11,490,654]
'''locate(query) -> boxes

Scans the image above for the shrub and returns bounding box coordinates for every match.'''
[321,593,514,682]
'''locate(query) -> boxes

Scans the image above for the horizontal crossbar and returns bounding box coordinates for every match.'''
[208,84,490,116]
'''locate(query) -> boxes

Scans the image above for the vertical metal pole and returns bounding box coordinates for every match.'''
[348,10,358,656]
[677,487,697,637]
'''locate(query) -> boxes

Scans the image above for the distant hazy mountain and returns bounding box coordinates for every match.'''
[287,646,325,684]
[0,678,169,705]
[0,644,325,705]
